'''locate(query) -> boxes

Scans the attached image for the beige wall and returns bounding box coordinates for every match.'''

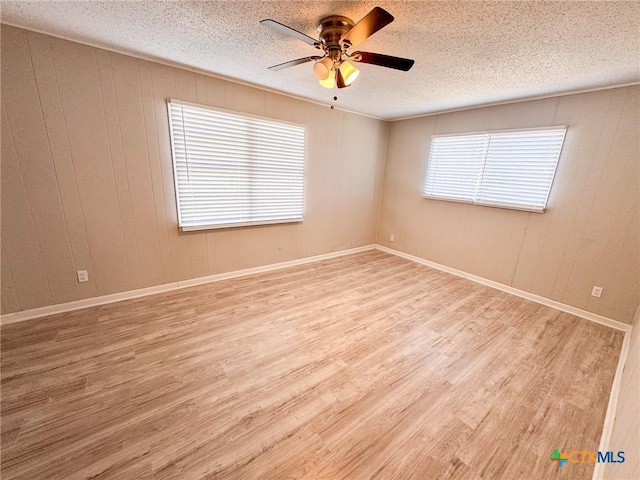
[378,86,640,323]
[0,26,388,314]
[603,308,639,479]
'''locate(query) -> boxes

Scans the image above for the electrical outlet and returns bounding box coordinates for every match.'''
[389,234,395,242]
[77,270,89,283]
[591,286,603,298]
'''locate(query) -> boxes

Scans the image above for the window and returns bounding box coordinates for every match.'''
[424,127,566,212]
[167,100,305,231]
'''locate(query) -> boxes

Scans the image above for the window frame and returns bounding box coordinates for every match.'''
[423,125,567,213]
[166,98,307,232]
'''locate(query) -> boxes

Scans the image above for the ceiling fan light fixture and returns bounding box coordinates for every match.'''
[339,61,360,86]
[262,7,414,90]
[313,57,333,80]
[319,70,336,88]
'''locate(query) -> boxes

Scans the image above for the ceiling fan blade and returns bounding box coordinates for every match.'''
[340,7,394,50]
[267,56,323,71]
[260,19,321,49]
[336,68,350,89]
[351,51,415,71]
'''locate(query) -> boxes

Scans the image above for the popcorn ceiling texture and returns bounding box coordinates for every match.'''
[2,1,638,119]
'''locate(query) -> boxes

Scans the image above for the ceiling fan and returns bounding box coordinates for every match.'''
[260,6,414,89]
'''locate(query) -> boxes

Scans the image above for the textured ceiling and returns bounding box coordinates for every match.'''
[2,1,639,120]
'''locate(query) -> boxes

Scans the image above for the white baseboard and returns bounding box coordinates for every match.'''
[0,244,376,325]
[375,245,631,333]
[5,242,631,334]
[592,326,632,479]
[592,305,639,480]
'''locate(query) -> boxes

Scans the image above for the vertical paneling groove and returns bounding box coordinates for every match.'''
[559,88,629,306]
[94,50,140,290]
[1,231,23,313]
[50,36,131,295]
[378,85,640,323]
[26,31,99,300]
[1,26,387,314]
[110,53,163,287]
[135,60,162,264]
[24,34,82,304]
[1,105,52,309]
[2,29,78,305]
[550,90,625,302]
[138,60,173,283]
[561,89,632,313]
[47,33,100,298]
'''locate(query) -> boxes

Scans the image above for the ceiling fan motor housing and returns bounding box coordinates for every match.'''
[318,15,354,58]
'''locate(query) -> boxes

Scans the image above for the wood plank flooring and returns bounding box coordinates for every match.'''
[0,251,624,479]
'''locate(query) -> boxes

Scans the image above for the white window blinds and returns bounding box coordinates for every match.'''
[168,100,305,231]
[423,127,566,212]
[425,133,488,202]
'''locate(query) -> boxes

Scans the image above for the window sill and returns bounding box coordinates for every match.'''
[179,217,304,232]
[422,195,545,214]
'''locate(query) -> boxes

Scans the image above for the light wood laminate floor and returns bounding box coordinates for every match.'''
[1,251,624,480]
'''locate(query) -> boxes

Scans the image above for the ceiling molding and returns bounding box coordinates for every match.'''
[388,81,640,122]
[0,21,384,122]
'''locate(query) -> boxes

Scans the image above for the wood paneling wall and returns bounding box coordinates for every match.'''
[0,26,388,314]
[378,86,640,323]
